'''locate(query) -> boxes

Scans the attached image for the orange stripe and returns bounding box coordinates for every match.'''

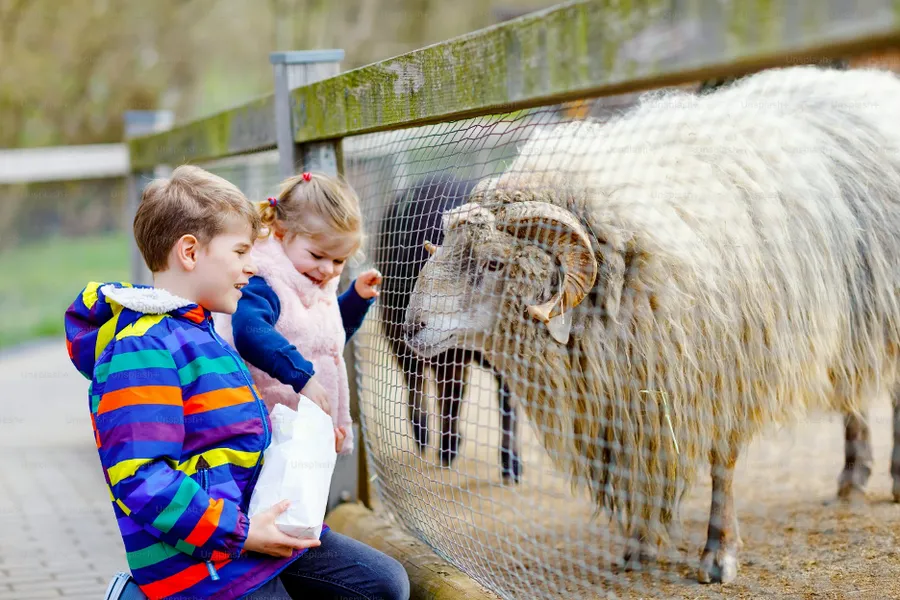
[183,306,207,323]
[183,498,224,547]
[91,413,101,449]
[183,387,254,416]
[66,338,73,360]
[139,561,213,599]
[98,386,182,415]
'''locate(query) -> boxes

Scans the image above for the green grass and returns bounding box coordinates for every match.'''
[0,233,130,350]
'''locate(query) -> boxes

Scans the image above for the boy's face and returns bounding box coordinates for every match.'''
[193,218,257,314]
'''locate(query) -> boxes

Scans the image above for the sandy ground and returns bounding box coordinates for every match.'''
[354,321,900,600]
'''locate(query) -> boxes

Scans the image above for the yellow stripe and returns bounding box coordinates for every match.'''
[116,314,167,340]
[95,304,125,361]
[108,486,133,516]
[177,449,261,476]
[82,282,102,310]
[115,498,132,516]
[108,457,154,487]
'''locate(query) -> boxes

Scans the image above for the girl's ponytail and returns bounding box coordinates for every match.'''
[256,196,279,238]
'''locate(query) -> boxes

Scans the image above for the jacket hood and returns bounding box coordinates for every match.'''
[65,282,198,379]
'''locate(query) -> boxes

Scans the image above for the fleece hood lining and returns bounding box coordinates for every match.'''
[100,284,196,314]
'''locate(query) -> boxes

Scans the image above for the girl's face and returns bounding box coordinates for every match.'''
[278,228,358,287]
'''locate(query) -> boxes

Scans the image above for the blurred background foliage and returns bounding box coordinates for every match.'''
[0,0,556,149]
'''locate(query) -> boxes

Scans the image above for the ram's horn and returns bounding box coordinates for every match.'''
[497,201,597,323]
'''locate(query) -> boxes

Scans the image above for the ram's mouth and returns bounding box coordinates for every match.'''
[404,330,457,359]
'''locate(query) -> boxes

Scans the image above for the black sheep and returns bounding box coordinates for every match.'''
[374,172,521,483]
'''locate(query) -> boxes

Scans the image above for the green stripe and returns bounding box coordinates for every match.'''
[175,539,197,555]
[151,477,198,533]
[127,542,179,570]
[93,361,110,386]
[90,393,102,414]
[97,349,175,384]
[178,355,239,386]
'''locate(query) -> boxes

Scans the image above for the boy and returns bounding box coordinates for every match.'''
[64,166,408,600]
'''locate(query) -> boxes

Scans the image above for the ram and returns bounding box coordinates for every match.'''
[375,173,521,483]
[403,66,900,584]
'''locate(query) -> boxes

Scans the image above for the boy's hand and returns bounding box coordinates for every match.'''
[354,269,383,300]
[301,376,330,416]
[334,426,347,453]
[244,500,321,558]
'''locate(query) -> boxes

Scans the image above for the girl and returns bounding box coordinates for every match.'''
[216,171,408,600]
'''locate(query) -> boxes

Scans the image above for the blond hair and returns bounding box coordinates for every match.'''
[134,165,261,272]
[258,172,363,255]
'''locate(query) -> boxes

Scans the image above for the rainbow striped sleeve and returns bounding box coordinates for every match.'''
[94,331,248,560]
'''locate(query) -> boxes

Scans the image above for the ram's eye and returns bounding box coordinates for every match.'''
[485,259,504,272]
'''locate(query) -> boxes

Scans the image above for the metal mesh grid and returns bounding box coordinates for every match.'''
[338,70,900,599]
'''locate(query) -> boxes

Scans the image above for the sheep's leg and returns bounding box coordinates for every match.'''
[496,377,522,484]
[892,390,900,502]
[837,410,873,503]
[436,356,468,468]
[698,443,742,585]
[401,353,429,452]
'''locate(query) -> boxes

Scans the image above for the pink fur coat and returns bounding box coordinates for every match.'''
[216,236,354,455]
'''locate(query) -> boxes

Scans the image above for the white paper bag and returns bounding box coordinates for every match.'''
[248,397,337,539]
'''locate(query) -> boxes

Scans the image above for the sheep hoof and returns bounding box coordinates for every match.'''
[697,547,738,584]
[620,550,655,572]
[620,538,657,571]
[835,482,868,505]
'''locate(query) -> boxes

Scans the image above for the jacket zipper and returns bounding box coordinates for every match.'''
[206,318,271,505]
[197,468,221,581]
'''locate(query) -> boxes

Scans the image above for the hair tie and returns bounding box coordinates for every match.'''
[302,172,311,182]
[267,196,277,207]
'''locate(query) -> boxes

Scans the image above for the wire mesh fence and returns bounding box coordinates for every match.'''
[130,57,900,599]
[337,67,900,599]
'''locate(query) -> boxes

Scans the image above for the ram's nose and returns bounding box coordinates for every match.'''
[402,319,426,340]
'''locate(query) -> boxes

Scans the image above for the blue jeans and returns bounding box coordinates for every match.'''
[242,529,410,600]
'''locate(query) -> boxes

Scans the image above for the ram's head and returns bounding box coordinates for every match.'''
[403,175,624,359]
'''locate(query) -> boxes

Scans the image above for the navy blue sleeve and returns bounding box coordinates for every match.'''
[231,275,315,394]
[338,279,375,343]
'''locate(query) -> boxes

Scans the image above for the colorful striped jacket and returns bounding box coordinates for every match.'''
[65,282,326,599]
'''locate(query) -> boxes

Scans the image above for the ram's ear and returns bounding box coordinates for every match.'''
[545,298,573,344]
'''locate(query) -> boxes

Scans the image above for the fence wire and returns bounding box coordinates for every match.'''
[339,72,900,600]
[165,67,900,599]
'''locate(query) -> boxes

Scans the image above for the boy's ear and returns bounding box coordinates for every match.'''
[173,234,200,271]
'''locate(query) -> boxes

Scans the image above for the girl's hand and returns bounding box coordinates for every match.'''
[334,426,347,453]
[354,269,383,300]
[244,500,321,558]
[301,377,330,416]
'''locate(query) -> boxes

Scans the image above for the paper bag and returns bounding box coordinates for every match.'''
[248,397,337,539]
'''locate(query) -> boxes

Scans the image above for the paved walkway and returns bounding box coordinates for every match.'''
[0,339,125,599]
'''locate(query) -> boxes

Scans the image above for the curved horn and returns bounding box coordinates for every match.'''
[442,202,496,231]
[497,201,597,323]
[423,240,437,255]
